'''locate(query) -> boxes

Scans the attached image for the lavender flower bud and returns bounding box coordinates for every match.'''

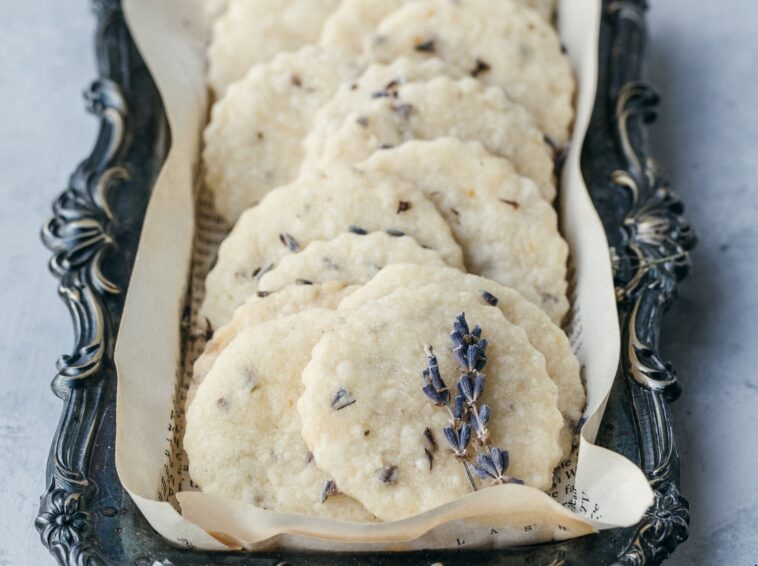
[477,404,490,428]
[453,343,468,371]
[453,394,465,420]
[470,447,521,484]
[469,344,484,371]
[459,422,471,452]
[423,383,449,406]
[475,339,488,370]
[454,313,470,336]
[424,344,446,391]
[472,453,499,479]
[443,423,472,458]
[473,372,486,400]
[443,426,458,452]
[320,479,338,503]
[450,330,465,350]
[470,462,489,480]
[458,374,475,403]
[490,447,508,476]
[481,290,499,306]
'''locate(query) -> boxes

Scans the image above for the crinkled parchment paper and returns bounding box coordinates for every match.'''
[114,0,654,551]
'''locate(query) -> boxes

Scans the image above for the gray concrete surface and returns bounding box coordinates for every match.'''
[0,1,755,564]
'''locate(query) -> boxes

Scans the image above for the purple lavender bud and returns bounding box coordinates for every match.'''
[475,453,499,479]
[478,338,488,355]
[481,290,499,306]
[443,426,459,451]
[490,447,509,476]
[470,462,490,480]
[320,479,338,503]
[424,345,447,391]
[454,313,469,336]
[473,343,487,371]
[453,394,465,420]
[429,361,445,391]
[459,422,471,451]
[472,325,482,338]
[478,404,490,426]
[279,233,300,252]
[444,424,471,456]
[453,344,468,370]
[421,368,431,385]
[450,330,465,350]
[473,372,486,400]
[473,406,490,437]
[458,374,474,403]
[422,384,449,406]
[466,344,478,371]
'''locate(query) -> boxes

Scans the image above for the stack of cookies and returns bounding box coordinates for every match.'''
[185,0,585,523]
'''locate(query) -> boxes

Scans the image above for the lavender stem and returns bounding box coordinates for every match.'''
[462,461,478,492]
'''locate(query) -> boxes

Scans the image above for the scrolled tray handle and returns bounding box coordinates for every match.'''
[36,1,132,564]
[601,1,696,564]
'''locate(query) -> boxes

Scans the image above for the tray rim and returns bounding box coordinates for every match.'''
[35,0,694,564]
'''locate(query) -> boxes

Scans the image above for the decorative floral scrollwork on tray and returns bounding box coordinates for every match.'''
[610,81,697,399]
[607,63,695,566]
[618,485,691,566]
[35,490,100,566]
[36,2,130,564]
[41,79,127,397]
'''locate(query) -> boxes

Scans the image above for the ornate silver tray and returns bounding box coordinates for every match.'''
[36,0,695,563]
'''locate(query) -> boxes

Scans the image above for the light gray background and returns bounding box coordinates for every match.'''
[0,1,755,564]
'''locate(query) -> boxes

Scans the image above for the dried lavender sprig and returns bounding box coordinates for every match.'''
[451,313,493,451]
[450,315,521,484]
[421,313,523,491]
[421,345,476,490]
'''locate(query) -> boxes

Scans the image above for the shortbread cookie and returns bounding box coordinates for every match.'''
[204,0,229,20]
[369,0,574,145]
[340,264,584,455]
[200,166,465,328]
[185,309,375,521]
[207,0,341,96]
[320,0,407,54]
[320,0,556,54]
[194,281,355,383]
[301,76,555,197]
[360,138,567,320]
[299,287,563,520]
[300,57,462,158]
[203,46,364,222]
[258,231,448,293]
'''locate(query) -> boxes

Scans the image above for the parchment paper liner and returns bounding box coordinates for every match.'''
[114,0,654,551]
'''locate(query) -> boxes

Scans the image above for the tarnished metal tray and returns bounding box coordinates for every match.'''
[36,0,695,563]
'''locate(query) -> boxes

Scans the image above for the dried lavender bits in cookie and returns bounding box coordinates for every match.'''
[185,310,375,521]
[257,232,447,295]
[199,165,464,328]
